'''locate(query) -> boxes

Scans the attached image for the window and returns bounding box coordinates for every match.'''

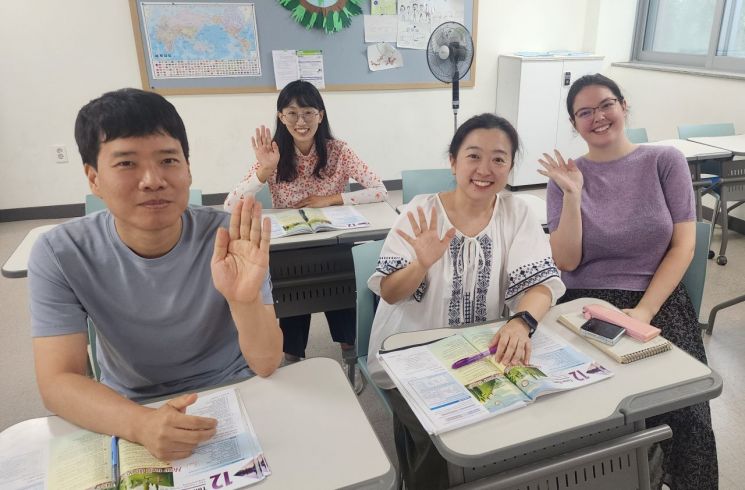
[633,0,745,73]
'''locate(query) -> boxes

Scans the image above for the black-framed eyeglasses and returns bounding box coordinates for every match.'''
[574,98,619,120]
[281,110,320,123]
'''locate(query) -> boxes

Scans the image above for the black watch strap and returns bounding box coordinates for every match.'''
[508,311,538,338]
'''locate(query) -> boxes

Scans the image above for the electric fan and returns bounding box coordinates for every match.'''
[426,22,474,133]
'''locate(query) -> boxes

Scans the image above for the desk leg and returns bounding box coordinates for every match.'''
[706,293,745,335]
[635,420,652,490]
[717,182,729,265]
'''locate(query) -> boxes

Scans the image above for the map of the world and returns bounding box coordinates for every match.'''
[142,2,261,79]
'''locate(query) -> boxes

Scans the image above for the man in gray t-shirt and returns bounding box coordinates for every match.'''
[29,88,283,461]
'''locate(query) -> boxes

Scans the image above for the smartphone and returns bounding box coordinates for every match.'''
[579,318,626,345]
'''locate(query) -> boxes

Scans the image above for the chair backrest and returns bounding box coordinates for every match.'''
[677,123,736,139]
[681,221,711,318]
[625,128,649,144]
[87,318,101,381]
[85,189,203,214]
[402,169,454,204]
[352,240,385,358]
[254,186,273,208]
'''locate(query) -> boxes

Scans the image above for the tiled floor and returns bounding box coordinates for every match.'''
[2,189,744,487]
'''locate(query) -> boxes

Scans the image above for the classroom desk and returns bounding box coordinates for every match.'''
[381,298,722,489]
[0,357,396,490]
[1,224,57,278]
[687,135,745,332]
[265,201,398,318]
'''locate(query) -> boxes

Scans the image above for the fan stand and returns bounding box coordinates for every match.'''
[452,69,460,133]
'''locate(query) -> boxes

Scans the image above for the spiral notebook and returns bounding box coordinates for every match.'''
[557,310,671,363]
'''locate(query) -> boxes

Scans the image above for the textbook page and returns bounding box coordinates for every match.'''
[462,327,613,400]
[304,206,370,232]
[166,388,269,489]
[268,210,312,238]
[47,430,114,490]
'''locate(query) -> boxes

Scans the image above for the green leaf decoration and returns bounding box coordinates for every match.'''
[277,0,362,34]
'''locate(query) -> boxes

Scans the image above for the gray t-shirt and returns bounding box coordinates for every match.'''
[547,145,696,291]
[29,206,273,401]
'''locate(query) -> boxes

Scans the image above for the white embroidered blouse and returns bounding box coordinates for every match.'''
[367,193,566,389]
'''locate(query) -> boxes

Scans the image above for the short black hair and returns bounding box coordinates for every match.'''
[449,113,520,167]
[273,80,334,182]
[74,88,189,169]
[566,74,626,123]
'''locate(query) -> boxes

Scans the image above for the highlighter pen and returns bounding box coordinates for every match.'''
[451,345,498,369]
[111,436,119,484]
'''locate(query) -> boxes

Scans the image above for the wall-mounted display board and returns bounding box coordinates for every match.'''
[128,0,478,94]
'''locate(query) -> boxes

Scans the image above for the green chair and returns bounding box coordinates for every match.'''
[401,169,454,205]
[677,123,735,140]
[681,222,711,325]
[253,186,273,208]
[85,189,203,214]
[625,127,648,144]
[350,240,391,414]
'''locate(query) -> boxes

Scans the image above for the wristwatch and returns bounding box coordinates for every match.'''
[508,311,538,338]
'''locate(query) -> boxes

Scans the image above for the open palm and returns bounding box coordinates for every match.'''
[211,197,271,304]
[537,150,583,195]
[251,125,280,171]
[397,206,456,269]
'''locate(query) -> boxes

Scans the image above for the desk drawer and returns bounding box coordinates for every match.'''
[270,245,356,318]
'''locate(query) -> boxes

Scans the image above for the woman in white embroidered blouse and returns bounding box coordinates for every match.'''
[224,80,387,367]
[367,114,566,488]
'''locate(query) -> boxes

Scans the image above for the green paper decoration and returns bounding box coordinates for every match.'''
[277,0,363,33]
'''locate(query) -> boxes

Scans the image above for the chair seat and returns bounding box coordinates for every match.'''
[358,355,392,415]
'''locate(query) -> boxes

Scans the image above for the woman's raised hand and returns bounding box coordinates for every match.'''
[396,206,456,269]
[251,125,280,172]
[537,150,583,195]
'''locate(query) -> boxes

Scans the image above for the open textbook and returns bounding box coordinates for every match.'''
[268,206,370,238]
[15,388,269,490]
[378,325,613,434]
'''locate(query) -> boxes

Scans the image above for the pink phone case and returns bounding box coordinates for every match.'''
[582,304,661,342]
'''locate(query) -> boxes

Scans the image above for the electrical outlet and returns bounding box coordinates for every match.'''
[53,145,69,164]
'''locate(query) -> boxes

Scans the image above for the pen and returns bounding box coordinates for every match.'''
[451,345,498,369]
[111,436,119,484]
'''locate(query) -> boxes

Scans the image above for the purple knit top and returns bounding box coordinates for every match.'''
[547,145,696,291]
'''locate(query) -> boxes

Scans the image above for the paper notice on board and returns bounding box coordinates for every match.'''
[297,50,325,89]
[364,15,398,42]
[272,50,300,90]
[368,43,404,71]
[371,0,397,15]
[272,50,325,90]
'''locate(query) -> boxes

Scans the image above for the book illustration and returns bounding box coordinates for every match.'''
[41,388,269,490]
[268,206,370,238]
[379,325,613,434]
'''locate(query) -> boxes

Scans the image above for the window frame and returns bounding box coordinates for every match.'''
[632,0,745,73]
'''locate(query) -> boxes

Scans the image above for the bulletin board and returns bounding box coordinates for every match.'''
[128,0,478,94]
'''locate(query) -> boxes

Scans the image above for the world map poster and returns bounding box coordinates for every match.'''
[141,2,261,79]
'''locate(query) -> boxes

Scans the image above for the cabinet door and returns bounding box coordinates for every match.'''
[555,59,605,159]
[509,61,563,187]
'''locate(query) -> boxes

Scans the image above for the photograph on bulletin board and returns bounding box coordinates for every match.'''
[129,0,478,94]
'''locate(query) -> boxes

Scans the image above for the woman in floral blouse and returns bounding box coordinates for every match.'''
[224,80,387,366]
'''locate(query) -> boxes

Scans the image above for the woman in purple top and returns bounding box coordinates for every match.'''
[539,74,717,490]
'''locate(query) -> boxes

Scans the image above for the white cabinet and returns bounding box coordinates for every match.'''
[496,55,604,188]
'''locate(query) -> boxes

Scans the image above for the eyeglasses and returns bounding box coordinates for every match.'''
[574,98,619,120]
[281,110,320,123]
